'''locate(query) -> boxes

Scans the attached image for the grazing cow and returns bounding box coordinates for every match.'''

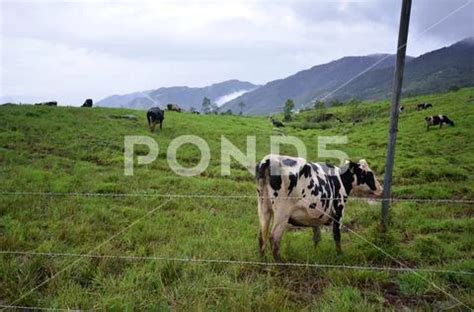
[425,115,454,131]
[256,154,383,261]
[147,107,164,132]
[82,99,93,107]
[270,117,285,128]
[417,103,433,110]
[167,103,182,112]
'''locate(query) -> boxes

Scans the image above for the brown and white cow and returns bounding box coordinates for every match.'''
[255,154,383,261]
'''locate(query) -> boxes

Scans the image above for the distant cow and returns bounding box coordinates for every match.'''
[425,115,454,131]
[270,116,285,128]
[256,155,382,261]
[147,107,165,132]
[167,103,182,112]
[82,99,93,107]
[417,103,432,110]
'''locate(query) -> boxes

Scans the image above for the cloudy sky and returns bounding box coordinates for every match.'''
[1,0,473,105]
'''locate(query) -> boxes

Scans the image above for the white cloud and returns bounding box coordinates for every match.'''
[1,0,472,105]
[215,89,252,106]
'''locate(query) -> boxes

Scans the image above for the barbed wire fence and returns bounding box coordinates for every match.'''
[1,191,473,204]
[1,192,473,311]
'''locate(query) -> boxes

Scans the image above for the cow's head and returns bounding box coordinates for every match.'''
[348,159,383,197]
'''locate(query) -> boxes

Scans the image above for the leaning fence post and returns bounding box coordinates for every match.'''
[381,0,412,230]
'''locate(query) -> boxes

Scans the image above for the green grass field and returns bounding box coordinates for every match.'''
[0,88,473,310]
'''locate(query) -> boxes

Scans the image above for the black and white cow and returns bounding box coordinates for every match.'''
[255,154,383,261]
[425,115,454,131]
[147,107,164,132]
[417,103,433,110]
[167,103,182,112]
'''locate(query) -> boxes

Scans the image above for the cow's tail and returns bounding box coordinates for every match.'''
[256,158,272,201]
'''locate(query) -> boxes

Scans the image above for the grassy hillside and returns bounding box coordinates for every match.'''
[0,88,473,310]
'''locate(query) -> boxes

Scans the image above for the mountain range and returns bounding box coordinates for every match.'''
[98,38,474,115]
[97,80,259,111]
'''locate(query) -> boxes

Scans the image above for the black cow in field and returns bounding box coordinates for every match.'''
[255,155,383,261]
[82,99,93,107]
[147,107,165,132]
[270,117,285,128]
[425,115,454,131]
[417,103,432,110]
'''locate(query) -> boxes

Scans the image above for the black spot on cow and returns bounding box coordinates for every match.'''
[311,163,319,173]
[288,173,298,195]
[282,158,297,166]
[309,203,317,209]
[307,179,314,189]
[365,172,377,191]
[299,164,312,179]
[340,163,355,194]
[270,174,282,191]
[256,159,270,180]
[274,191,278,197]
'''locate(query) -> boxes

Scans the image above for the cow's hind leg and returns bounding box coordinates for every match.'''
[312,225,321,247]
[257,191,272,257]
[270,207,289,262]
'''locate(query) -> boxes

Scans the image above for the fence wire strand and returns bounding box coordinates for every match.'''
[0,191,473,204]
[1,250,472,276]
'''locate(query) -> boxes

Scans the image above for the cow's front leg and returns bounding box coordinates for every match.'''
[332,205,344,254]
[312,225,321,248]
[159,121,163,129]
[332,219,342,254]
[270,209,289,262]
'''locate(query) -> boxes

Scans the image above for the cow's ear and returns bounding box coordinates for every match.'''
[348,161,358,171]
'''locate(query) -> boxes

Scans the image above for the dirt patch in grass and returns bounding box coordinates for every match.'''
[362,280,444,310]
[276,267,329,302]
